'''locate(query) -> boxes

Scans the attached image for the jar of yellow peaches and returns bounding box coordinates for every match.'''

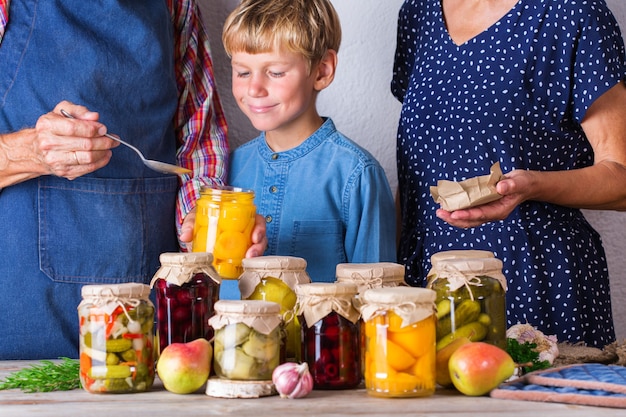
[192,186,256,279]
[427,256,507,350]
[360,287,437,398]
[208,300,283,381]
[239,256,311,362]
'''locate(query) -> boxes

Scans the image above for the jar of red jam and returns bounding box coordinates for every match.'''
[78,283,155,393]
[150,252,221,353]
[360,287,437,398]
[294,282,361,390]
[239,256,311,362]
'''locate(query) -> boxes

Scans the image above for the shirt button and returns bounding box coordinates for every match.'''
[265,215,273,223]
[269,186,278,193]
[271,154,279,160]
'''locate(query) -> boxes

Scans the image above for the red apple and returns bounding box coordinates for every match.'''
[448,342,515,396]
[157,338,212,394]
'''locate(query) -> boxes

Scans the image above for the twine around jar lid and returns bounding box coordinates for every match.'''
[209,300,282,335]
[429,257,507,292]
[360,287,436,329]
[335,262,407,293]
[239,256,311,299]
[427,250,496,285]
[294,282,360,326]
[79,283,151,315]
[149,252,221,288]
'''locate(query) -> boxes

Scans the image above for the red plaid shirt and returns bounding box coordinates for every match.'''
[0,0,229,233]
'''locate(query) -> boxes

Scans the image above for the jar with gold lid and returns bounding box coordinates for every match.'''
[239,256,311,361]
[150,252,221,353]
[295,282,361,389]
[427,256,507,350]
[360,287,437,398]
[78,283,155,394]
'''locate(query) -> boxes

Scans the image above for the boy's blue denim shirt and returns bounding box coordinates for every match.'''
[222,118,397,300]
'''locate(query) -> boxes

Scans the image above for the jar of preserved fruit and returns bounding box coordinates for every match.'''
[360,287,437,398]
[295,282,361,390]
[427,256,507,350]
[192,186,256,279]
[209,300,283,381]
[78,283,155,394]
[426,249,495,286]
[150,252,221,353]
[239,256,311,362]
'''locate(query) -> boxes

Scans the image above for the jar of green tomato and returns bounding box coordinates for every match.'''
[78,283,155,393]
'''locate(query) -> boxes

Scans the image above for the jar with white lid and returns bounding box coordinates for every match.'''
[427,257,507,350]
[239,256,311,361]
[78,283,155,393]
[360,287,437,398]
[427,249,495,285]
[209,300,283,381]
[150,252,221,353]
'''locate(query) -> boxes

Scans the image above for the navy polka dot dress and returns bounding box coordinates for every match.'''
[392,0,626,347]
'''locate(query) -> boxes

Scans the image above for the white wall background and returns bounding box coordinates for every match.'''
[201,0,626,341]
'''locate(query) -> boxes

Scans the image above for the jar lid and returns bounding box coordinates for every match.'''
[295,282,360,326]
[335,262,406,291]
[209,300,282,335]
[150,252,221,287]
[430,250,495,265]
[360,287,436,328]
[200,185,255,196]
[242,255,307,270]
[79,283,151,315]
[429,257,507,291]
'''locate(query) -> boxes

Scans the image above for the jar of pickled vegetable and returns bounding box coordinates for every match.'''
[192,186,256,279]
[150,252,221,353]
[426,249,495,286]
[239,256,311,362]
[78,283,155,394]
[209,300,283,381]
[360,287,437,398]
[427,256,507,350]
[295,282,361,390]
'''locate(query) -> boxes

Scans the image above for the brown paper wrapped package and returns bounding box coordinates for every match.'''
[430,162,505,211]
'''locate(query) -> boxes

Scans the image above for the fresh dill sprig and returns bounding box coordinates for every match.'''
[0,357,81,393]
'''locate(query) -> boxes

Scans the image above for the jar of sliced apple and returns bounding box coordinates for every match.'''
[209,300,283,380]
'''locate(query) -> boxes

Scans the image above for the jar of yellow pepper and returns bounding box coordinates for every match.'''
[360,287,437,398]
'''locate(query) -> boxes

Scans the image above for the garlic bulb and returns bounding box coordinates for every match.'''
[272,362,314,399]
[507,323,559,364]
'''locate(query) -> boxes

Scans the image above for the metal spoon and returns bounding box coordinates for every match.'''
[61,109,192,176]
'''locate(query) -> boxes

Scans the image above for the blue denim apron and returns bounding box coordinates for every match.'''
[0,0,180,359]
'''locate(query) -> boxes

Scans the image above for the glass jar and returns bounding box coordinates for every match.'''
[78,283,155,394]
[209,300,283,380]
[426,249,495,286]
[150,252,221,353]
[360,287,437,398]
[295,282,361,390]
[239,256,311,362]
[192,186,256,279]
[427,256,507,350]
[335,262,407,297]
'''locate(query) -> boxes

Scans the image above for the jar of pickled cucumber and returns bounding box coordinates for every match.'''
[192,186,256,279]
[426,249,495,286]
[427,256,507,350]
[150,252,221,353]
[295,282,361,390]
[360,287,437,398]
[78,283,155,394]
[239,256,311,362]
[209,300,283,381]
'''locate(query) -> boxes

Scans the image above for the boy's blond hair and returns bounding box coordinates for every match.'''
[222,0,341,71]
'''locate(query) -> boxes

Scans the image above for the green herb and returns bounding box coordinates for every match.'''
[506,338,551,374]
[0,358,81,393]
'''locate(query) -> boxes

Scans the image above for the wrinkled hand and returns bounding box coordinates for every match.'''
[436,170,531,228]
[35,101,119,180]
[179,210,267,257]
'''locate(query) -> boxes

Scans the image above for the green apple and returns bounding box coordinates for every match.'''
[448,341,515,396]
[157,338,212,394]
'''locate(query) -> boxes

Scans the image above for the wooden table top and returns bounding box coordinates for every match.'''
[1,360,625,417]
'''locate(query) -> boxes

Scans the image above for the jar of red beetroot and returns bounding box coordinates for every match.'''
[150,252,221,353]
[294,282,361,390]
